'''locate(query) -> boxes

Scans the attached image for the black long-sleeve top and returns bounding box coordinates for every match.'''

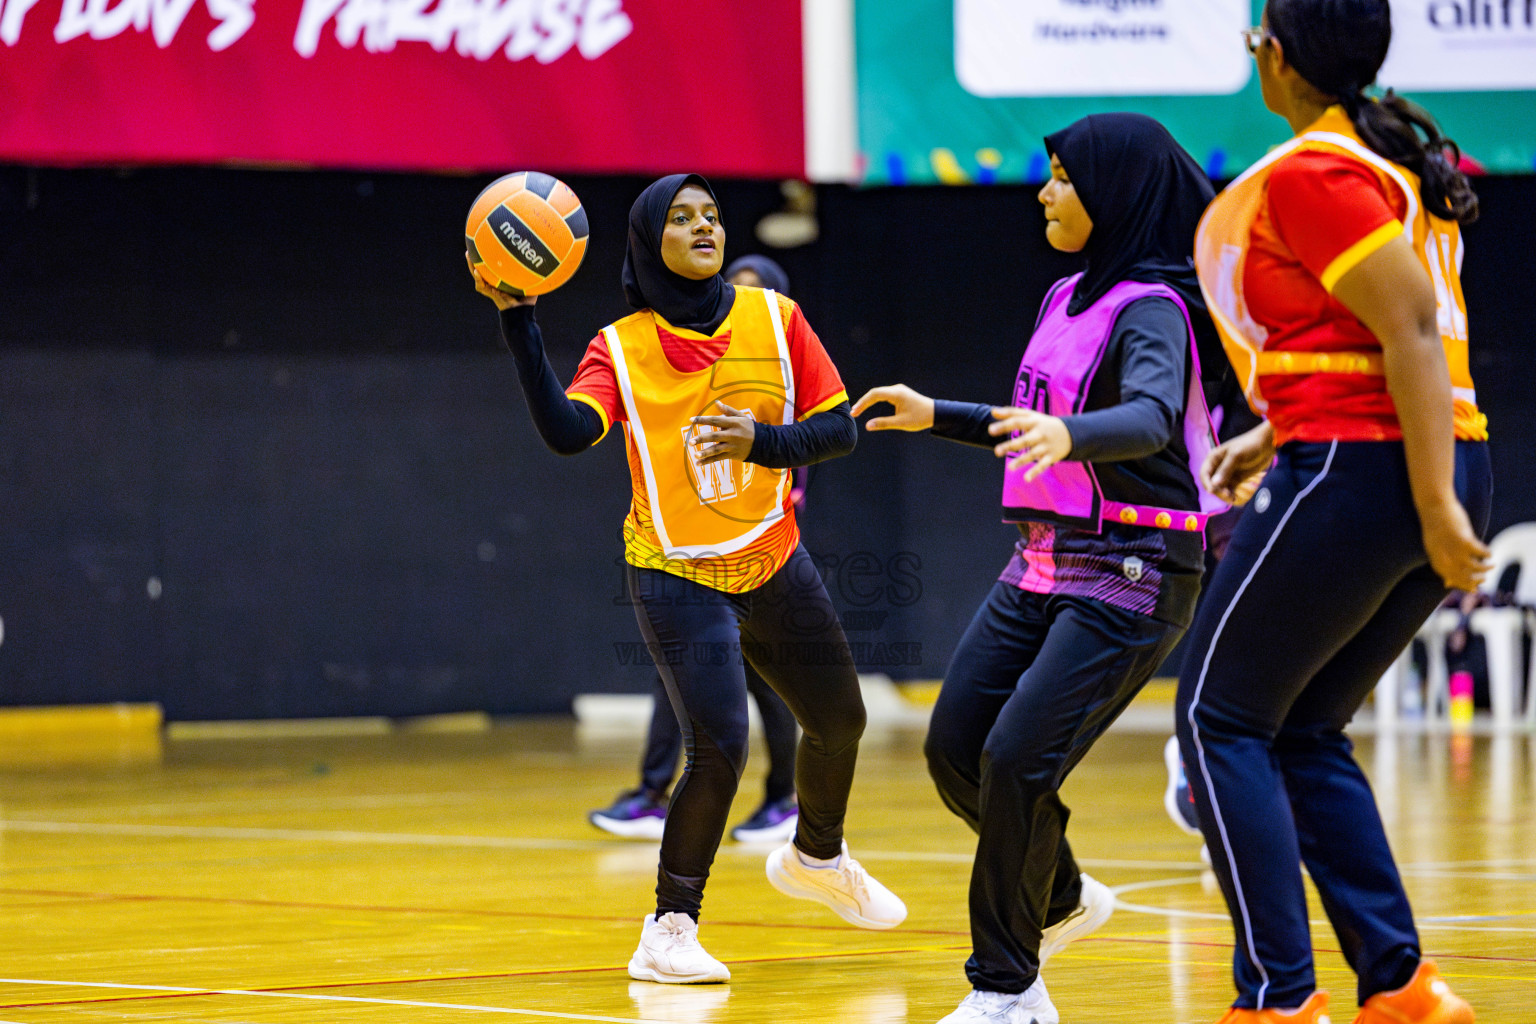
[497,305,855,464]
[929,295,1207,625]
[930,295,1199,513]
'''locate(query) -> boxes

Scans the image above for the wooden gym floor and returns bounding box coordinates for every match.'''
[0,705,1532,1023]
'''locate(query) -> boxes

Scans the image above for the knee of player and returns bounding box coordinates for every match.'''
[923,728,962,783]
[692,721,751,778]
[1179,698,1254,743]
[980,741,1059,791]
[801,705,864,759]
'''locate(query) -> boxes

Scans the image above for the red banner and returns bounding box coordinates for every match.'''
[0,0,804,178]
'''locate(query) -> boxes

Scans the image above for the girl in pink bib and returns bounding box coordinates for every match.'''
[854,113,1224,1024]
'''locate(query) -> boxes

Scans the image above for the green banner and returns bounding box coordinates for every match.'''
[856,0,1536,185]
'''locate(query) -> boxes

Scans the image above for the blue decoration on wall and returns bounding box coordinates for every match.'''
[1025,150,1048,184]
[1205,149,1228,181]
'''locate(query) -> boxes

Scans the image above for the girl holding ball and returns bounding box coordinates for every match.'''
[471,173,905,985]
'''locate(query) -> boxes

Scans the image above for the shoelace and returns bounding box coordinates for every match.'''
[654,917,698,954]
[836,857,872,901]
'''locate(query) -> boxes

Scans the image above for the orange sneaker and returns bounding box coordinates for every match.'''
[1216,991,1331,1024]
[1353,960,1473,1024]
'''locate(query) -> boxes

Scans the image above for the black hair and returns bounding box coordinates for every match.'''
[1267,0,1478,223]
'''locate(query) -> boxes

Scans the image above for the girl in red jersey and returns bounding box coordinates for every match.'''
[586,255,805,847]
[1176,2,1490,1023]
[470,174,904,985]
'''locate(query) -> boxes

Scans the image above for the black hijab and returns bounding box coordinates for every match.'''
[621,173,735,334]
[1044,113,1215,318]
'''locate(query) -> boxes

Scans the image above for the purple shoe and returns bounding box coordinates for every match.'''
[589,788,667,840]
[730,795,798,844]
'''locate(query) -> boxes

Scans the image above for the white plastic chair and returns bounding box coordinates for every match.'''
[1376,611,1453,729]
[1465,522,1536,729]
[1380,522,1536,730]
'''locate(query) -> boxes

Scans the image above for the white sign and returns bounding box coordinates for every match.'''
[1378,0,1536,91]
[954,0,1252,97]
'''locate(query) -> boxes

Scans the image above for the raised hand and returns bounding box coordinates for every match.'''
[851,384,935,431]
[467,253,536,312]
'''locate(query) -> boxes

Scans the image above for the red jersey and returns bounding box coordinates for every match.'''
[1245,149,1405,442]
[568,289,847,593]
[566,293,847,437]
[1195,107,1484,446]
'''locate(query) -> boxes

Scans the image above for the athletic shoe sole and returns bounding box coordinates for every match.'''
[589,811,666,841]
[731,812,798,845]
[626,956,729,984]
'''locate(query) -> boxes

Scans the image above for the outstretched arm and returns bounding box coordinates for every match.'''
[497,306,603,456]
[853,384,1004,448]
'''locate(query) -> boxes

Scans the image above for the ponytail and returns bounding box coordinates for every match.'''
[1268,0,1479,225]
[1350,89,1479,225]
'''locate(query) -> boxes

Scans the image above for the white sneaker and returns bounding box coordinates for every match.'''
[936,978,1059,1024]
[1038,872,1113,966]
[765,840,907,929]
[627,912,730,984]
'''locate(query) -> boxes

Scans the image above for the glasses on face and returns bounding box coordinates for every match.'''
[1242,26,1272,54]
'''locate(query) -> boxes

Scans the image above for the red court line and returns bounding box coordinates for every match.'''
[0,944,972,1009]
[0,886,966,937]
[0,898,112,910]
[8,885,1531,967]
[3,931,1529,1011]
[4,889,1530,1012]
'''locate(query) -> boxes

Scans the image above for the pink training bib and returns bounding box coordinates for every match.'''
[1001,274,1227,535]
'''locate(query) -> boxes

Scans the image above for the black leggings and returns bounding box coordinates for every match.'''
[639,666,799,805]
[628,545,865,920]
[927,584,1184,992]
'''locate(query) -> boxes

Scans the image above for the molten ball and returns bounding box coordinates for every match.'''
[466,171,588,297]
